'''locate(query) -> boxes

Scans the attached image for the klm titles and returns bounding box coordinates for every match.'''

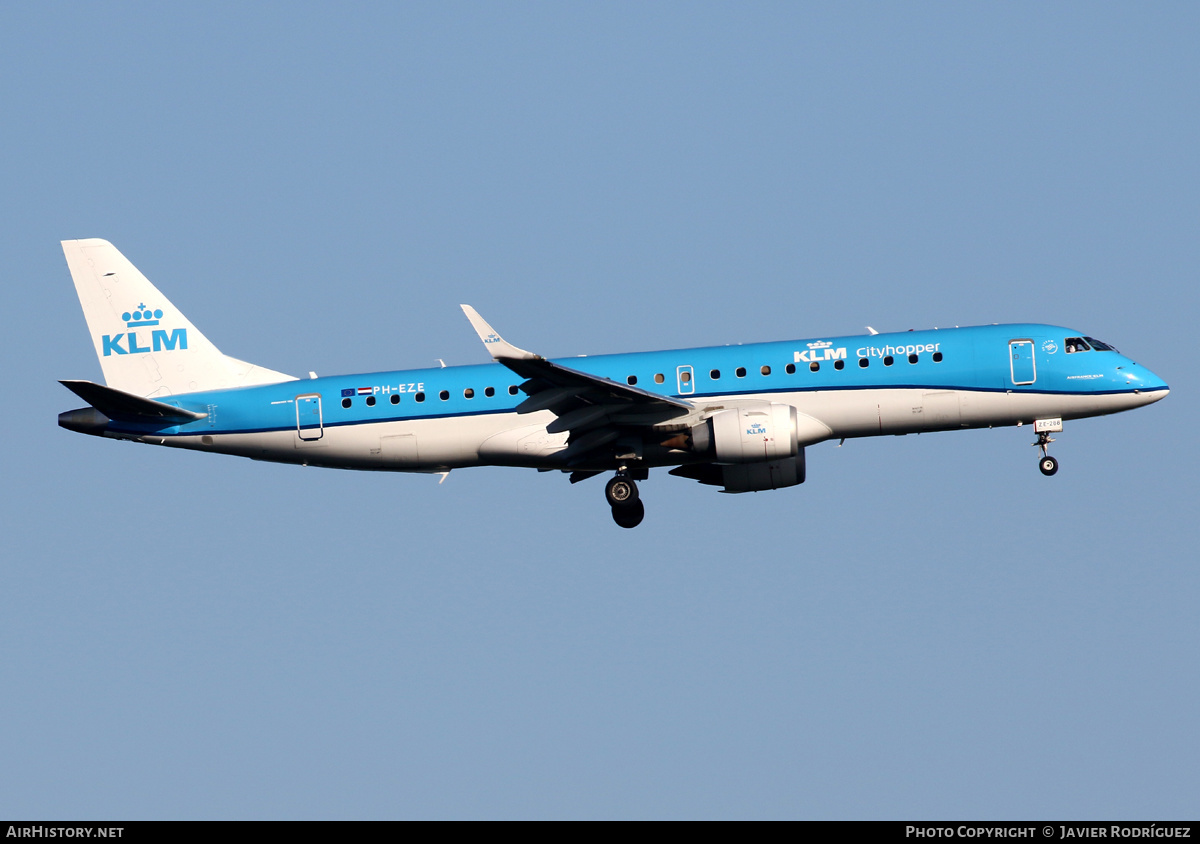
[101,329,187,356]
[792,341,943,364]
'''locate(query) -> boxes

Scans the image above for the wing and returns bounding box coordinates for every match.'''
[460,305,693,466]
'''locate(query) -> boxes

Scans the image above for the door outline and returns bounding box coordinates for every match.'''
[295,393,323,441]
[1009,340,1036,386]
[676,365,695,395]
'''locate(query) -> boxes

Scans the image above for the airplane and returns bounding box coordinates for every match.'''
[58,239,1169,528]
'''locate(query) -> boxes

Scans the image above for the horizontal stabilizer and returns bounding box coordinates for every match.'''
[59,380,207,423]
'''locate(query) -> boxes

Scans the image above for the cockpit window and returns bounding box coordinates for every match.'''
[1084,336,1117,352]
[1065,337,1091,354]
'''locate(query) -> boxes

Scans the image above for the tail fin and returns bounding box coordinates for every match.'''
[62,239,295,397]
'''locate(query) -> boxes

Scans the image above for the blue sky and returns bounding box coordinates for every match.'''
[2,2,1197,819]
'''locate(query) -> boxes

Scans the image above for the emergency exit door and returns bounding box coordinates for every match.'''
[676,365,695,395]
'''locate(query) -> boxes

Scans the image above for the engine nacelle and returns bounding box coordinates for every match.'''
[722,452,806,492]
[668,450,807,492]
[692,402,799,463]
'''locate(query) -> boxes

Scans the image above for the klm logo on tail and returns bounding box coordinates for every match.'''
[101,303,188,356]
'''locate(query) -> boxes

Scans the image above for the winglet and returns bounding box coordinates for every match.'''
[460,305,541,361]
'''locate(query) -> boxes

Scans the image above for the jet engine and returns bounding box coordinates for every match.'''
[668,401,831,492]
[690,402,800,463]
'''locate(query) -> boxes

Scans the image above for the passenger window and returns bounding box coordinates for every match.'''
[810,361,820,372]
[464,388,474,399]
[736,367,747,378]
[484,387,495,397]
[508,385,519,396]
[680,371,691,383]
[761,365,771,376]
[785,363,796,375]
[439,390,449,401]
[858,358,869,368]
[415,392,425,402]
[908,354,918,364]
[654,373,665,384]
[933,352,943,363]
[627,375,638,386]
[883,356,894,366]
[342,397,352,409]
[834,360,844,371]
[390,394,400,404]
[710,369,721,380]
[366,395,376,407]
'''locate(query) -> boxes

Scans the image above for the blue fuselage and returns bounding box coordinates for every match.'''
[77,322,1165,481]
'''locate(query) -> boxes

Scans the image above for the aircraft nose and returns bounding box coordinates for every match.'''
[1146,372,1169,392]
[1125,362,1169,402]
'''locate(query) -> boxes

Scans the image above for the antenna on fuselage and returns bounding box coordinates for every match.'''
[866,326,879,335]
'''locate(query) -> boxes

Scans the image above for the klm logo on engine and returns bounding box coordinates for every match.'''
[101,303,188,356]
[793,340,846,364]
[746,422,768,436]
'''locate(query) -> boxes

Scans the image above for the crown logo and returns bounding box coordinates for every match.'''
[122,304,163,328]
[807,340,832,349]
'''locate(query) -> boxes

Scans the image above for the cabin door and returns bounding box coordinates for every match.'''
[295,394,324,442]
[1009,340,1036,386]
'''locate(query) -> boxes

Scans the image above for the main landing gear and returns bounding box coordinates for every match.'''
[1034,431,1058,476]
[606,472,645,528]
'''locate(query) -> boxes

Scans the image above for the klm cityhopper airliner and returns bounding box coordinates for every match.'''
[58,239,1169,528]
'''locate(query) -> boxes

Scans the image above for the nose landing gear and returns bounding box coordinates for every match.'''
[1032,417,1063,476]
[605,472,645,528]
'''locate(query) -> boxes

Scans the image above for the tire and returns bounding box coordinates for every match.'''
[1039,455,1059,476]
[605,476,639,507]
[611,500,645,529]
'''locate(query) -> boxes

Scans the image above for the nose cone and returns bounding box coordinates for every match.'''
[1124,362,1169,404]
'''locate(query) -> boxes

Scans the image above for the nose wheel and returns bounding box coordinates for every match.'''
[1034,431,1059,476]
[605,473,644,528]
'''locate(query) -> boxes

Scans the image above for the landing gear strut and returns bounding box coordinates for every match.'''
[606,472,644,528]
[1034,431,1059,476]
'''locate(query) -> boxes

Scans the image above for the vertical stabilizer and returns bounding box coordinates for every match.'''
[62,239,295,397]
